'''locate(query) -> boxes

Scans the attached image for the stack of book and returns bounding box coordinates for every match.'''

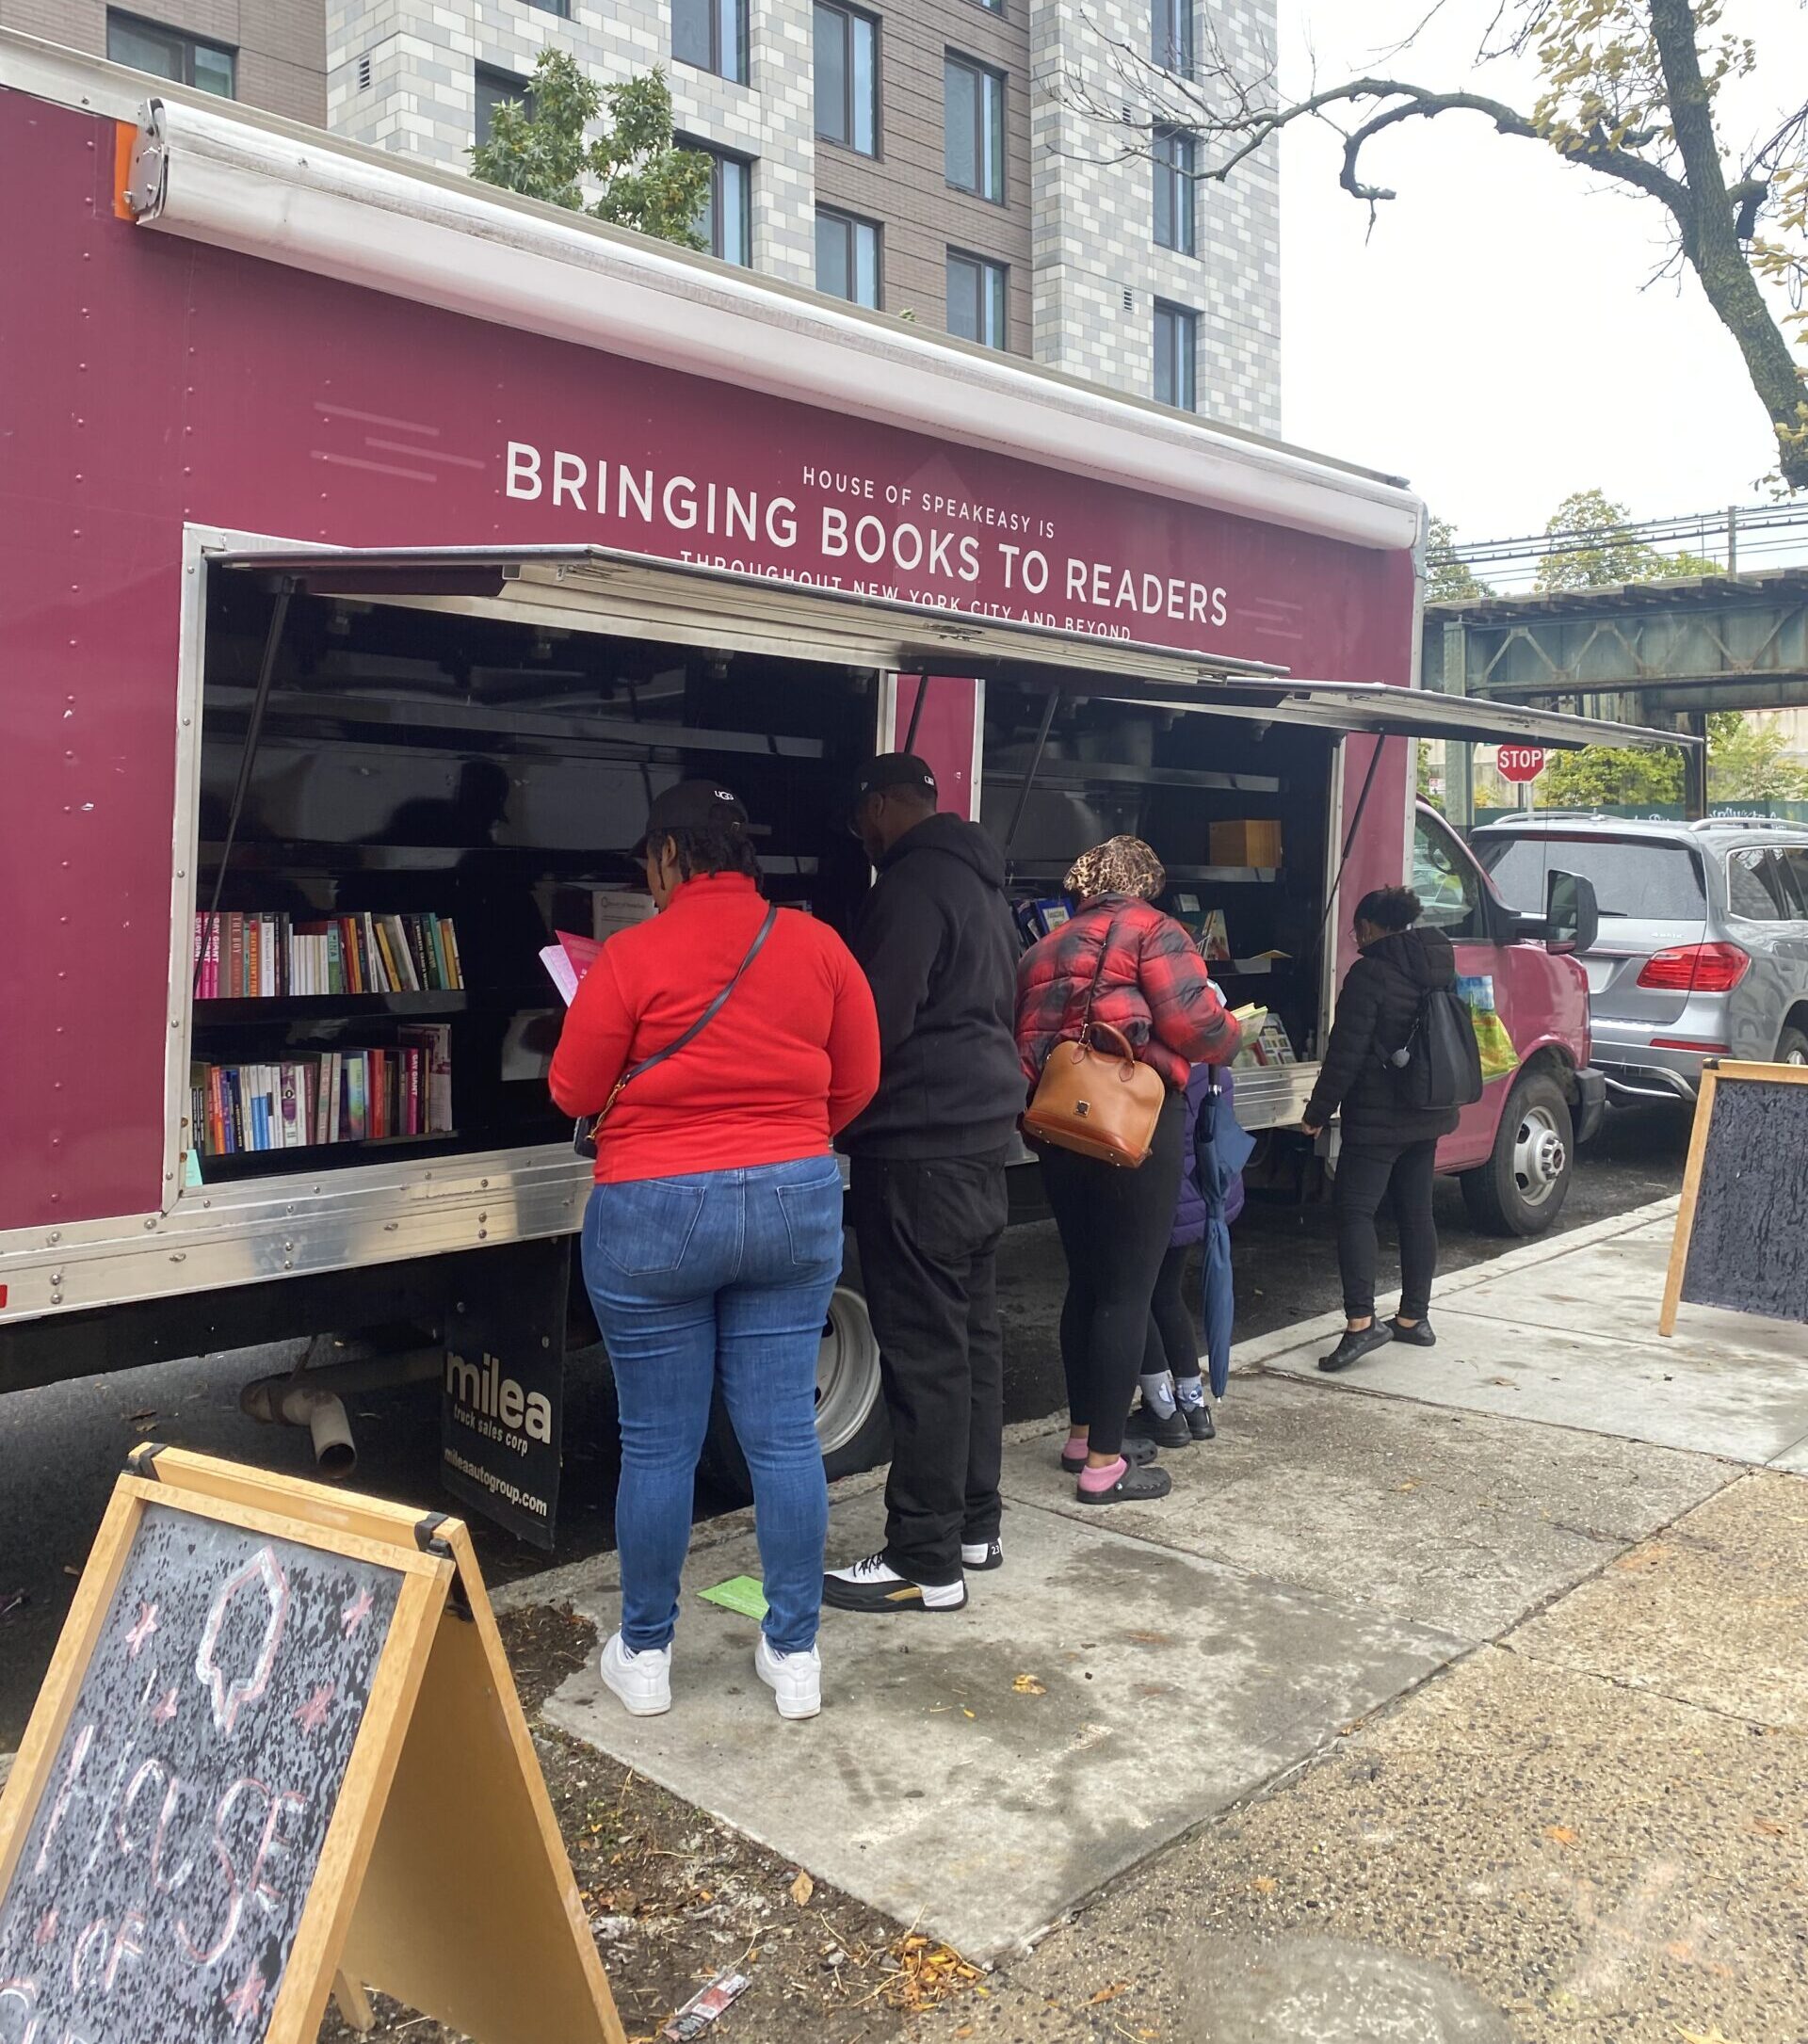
[193,911,462,997]
[188,1025,453,1157]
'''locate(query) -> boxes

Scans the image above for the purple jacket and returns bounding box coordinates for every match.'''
[1170,1063,1246,1247]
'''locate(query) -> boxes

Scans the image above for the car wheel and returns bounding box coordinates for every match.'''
[1777,1025,1808,1067]
[699,1231,891,1505]
[1460,1070,1574,1237]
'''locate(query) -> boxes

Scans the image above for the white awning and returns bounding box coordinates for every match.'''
[214,541,1696,753]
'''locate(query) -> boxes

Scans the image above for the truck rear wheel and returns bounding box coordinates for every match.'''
[1460,1070,1573,1237]
[699,1231,891,1505]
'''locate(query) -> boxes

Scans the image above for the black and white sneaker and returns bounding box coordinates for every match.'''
[822,1553,968,1614]
[960,1538,1003,1571]
[1123,1402,1192,1450]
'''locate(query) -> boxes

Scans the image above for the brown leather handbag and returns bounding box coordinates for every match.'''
[1022,913,1166,1167]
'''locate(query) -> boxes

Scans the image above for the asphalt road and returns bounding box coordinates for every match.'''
[0,1106,1691,1748]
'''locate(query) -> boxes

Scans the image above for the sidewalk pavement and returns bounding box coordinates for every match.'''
[522,1196,1808,2036]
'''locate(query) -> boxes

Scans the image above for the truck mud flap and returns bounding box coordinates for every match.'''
[442,1236,569,1549]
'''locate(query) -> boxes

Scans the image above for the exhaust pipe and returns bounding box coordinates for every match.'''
[239,1343,441,1480]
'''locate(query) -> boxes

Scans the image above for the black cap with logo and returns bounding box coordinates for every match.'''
[854,752,939,804]
[633,780,750,858]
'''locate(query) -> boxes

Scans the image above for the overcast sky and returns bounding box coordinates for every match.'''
[1275,0,1808,550]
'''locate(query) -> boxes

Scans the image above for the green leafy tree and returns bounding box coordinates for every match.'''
[471,53,710,250]
[1534,489,1720,591]
[1709,712,1808,802]
[1426,516,1494,603]
[1067,3,1808,489]
[1541,743,1685,809]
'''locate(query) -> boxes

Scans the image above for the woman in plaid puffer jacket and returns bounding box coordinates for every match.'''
[1015,836,1238,1505]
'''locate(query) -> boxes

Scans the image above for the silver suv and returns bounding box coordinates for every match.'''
[1470,816,1808,1104]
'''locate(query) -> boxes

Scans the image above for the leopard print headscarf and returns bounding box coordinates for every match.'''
[1064,835,1166,903]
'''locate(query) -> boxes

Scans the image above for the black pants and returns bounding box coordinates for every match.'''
[1335,1138,1440,1323]
[1039,1089,1185,1458]
[1143,1245,1202,1382]
[848,1151,1010,1586]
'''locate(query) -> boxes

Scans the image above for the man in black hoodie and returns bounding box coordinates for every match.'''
[1302,885,1462,1375]
[824,753,1024,1615]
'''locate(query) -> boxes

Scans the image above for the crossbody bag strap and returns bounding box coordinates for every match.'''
[597,901,780,1125]
[1078,904,1123,1038]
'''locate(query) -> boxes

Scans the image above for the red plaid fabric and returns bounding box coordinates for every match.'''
[1015,897,1237,1092]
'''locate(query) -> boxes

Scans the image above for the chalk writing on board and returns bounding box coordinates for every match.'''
[0,1505,400,2044]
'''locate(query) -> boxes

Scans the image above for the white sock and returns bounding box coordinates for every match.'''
[1173,1375,1206,1408]
[1139,1371,1178,1418]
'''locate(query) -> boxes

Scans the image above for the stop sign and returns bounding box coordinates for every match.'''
[1497,745,1546,784]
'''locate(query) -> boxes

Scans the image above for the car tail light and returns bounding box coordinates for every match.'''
[1636,942,1751,994]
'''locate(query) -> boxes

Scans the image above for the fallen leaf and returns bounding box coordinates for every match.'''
[1252,1876,1277,1894]
[1488,1376,1519,1389]
[789,1871,814,1907]
[1126,1631,1171,1645]
[1012,1674,1047,1697]
[1087,1983,1130,2005]
[1544,1827,1577,1846]
[1674,2028,1742,2044]
[961,1708,976,1720]
[1396,1479,1420,1492]
[1749,1817,1789,1837]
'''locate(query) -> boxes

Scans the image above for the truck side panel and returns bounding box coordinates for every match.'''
[0,90,1416,1238]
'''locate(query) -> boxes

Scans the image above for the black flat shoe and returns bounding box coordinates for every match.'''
[1061,1434,1157,1474]
[1388,1317,1436,1347]
[1123,1402,1192,1449]
[1317,1324,1395,1374]
[1180,1401,1216,1440]
[1074,1463,1173,1505]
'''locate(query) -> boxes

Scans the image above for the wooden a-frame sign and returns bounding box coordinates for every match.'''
[0,1446,624,2044]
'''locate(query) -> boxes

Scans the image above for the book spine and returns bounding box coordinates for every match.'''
[205,919,218,1000]
[424,915,448,991]
[280,1063,299,1149]
[404,914,430,990]
[227,915,243,999]
[347,1052,367,1141]
[442,918,463,990]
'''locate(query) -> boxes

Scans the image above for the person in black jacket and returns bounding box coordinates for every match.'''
[825,753,1025,1614]
[1302,887,1461,1374]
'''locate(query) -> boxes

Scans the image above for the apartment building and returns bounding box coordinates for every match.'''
[40,0,1279,429]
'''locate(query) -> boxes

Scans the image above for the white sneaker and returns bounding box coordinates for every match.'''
[961,1538,1003,1571]
[755,1634,822,1720]
[599,1631,671,1716]
[821,1552,968,1613]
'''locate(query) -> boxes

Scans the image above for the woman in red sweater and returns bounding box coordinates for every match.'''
[550,781,880,1724]
[1016,836,1238,1505]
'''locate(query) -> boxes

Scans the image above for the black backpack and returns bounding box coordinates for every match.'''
[1391,985,1484,1112]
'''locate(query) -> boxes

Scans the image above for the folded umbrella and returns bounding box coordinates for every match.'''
[1195,1068,1255,1399]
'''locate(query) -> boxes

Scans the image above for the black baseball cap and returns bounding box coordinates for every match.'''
[633,779,750,857]
[854,752,938,803]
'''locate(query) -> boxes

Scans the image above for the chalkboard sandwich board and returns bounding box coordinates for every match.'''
[1662,1058,1808,1338]
[0,1447,624,2044]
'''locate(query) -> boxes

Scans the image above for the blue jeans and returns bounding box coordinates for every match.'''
[581,1156,844,1656]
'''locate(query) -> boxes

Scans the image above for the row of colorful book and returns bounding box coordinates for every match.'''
[192,911,463,998]
[188,1027,453,1157]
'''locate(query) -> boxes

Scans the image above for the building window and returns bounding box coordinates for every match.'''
[106,10,235,95]
[687,142,753,266]
[523,0,571,13]
[815,2,879,155]
[945,55,1005,202]
[946,249,1007,347]
[1153,126,1196,254]
[816,207,881,308]
[1151,0,1192,74]
[673,0,748,87]
[1154,299,1197,410]
[475,65,536,146]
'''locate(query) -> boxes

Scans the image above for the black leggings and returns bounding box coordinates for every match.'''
[1143,1246,1201,1382]
[1040,1089,1185,1457]
[1334,1138,1440,1322]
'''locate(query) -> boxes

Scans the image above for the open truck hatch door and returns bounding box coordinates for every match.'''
[211,542,1287,687]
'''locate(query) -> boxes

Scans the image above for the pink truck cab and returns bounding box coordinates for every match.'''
[1411,801,1604,1233]
[0,38,1670,1534]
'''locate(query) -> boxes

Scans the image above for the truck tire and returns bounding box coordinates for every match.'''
[699,1230,891,1505]
[1460,1070,1574,1237]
